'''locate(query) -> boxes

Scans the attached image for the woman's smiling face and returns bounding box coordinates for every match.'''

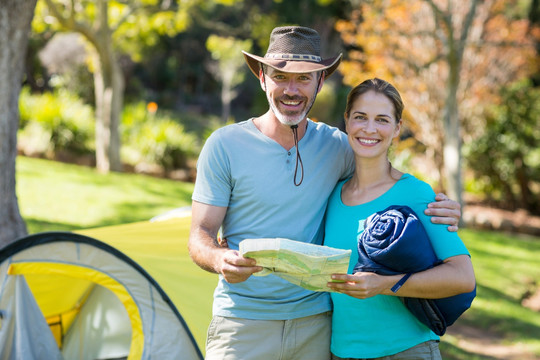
[345,90,402,159]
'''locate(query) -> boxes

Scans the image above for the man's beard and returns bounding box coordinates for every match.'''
[267,93,317,126]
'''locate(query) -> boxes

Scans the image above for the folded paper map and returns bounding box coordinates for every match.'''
[239,238,351,292]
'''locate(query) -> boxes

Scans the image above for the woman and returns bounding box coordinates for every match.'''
[324,78,475,359]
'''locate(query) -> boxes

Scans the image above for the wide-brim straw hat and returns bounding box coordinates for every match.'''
[242,26,342,79]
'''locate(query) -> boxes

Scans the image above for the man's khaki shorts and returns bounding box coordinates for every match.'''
[205,312,332,360]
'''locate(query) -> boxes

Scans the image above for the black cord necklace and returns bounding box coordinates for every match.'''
[290,124,304,186]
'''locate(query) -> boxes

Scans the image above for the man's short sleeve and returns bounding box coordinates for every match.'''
[192,130,232,207]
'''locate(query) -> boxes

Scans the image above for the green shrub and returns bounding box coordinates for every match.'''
[18,87,95,157]
[121,102,200,171]
[19,89,203,172]
[465,79,540,213]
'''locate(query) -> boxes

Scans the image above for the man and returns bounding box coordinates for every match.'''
[188,26,460,360]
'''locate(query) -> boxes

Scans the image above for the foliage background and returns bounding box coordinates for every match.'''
[22,0,540,214]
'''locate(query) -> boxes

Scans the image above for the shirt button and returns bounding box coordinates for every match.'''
[288,152,291,156]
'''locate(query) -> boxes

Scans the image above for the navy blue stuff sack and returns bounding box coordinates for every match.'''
[353,205,476,336]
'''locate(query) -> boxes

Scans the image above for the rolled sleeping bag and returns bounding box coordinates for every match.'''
[353,205,476,336]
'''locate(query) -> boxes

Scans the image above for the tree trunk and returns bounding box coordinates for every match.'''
[93,0,123,173]
[439,0,479,221]
[93,50,124,173]
[0,0,36,247]
[443,43,464,219]
[442,81,462,208]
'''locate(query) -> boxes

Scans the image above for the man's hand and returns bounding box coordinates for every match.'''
[189,201,262,282]
[425,193,461,232]
[218,250,263,284]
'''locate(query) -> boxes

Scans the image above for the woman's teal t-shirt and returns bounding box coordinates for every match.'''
[324,174,469,358]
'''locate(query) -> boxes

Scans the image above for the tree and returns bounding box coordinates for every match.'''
[336,0,536,209]
[206,35,252,123]
[0,0,37,246]
[37,0,194,172]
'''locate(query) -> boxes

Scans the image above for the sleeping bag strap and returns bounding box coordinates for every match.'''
[391,273,412,293]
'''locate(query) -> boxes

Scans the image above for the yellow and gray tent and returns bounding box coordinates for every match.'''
[0,227,205,360]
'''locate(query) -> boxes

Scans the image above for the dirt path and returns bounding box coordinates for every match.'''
[446,324,539,359]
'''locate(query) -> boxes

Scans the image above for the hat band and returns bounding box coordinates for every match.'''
[264,53,322,62]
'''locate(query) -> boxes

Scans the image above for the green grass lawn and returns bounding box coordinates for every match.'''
[15,156,540,359]
[441,229,540,359]
[17,156,194,233]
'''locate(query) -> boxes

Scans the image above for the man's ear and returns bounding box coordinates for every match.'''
[259,68,266,91]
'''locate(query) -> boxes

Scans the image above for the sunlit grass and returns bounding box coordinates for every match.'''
[440,229,540,358]
[16,156,194,233]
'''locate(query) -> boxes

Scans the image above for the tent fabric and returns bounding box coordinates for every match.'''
[0,230,204,360]
[8,261,144,356]
[353,205,476,336]
[62,285,132,360]
[0,275,63,360]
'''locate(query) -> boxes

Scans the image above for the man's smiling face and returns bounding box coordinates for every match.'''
[262,66,321,126]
